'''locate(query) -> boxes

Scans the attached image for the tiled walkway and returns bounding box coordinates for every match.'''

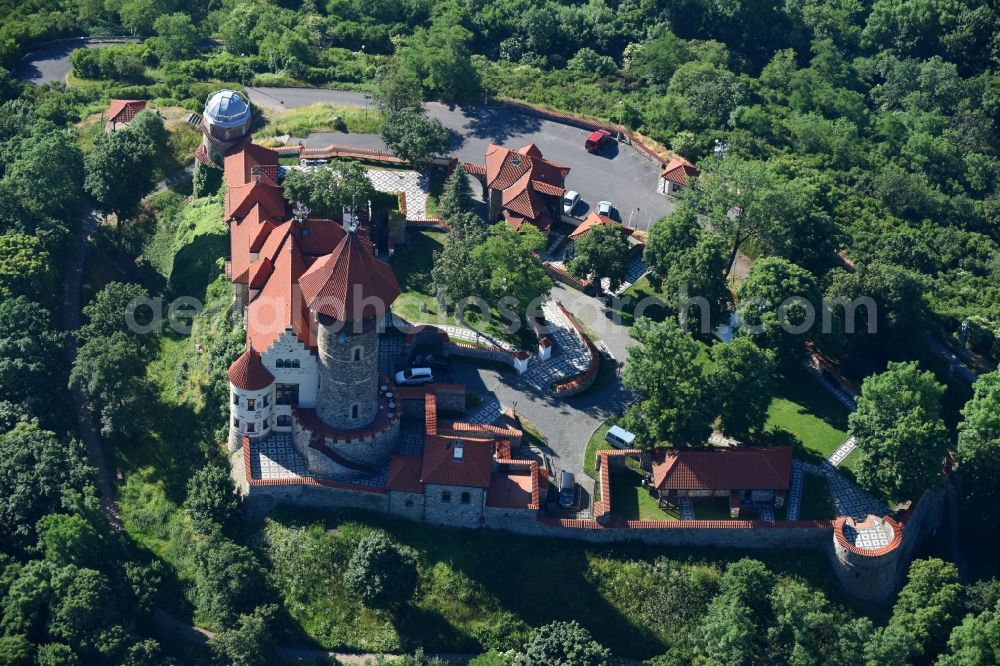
[520,301,592,392]
[803,362,857,411]
[786,461,805,521]
[467,397,503,425]
[827,436,857,466]
[607,254,648,295]
[250,434,307,480]
[796,459,889,521]
[679,497,694,520]
[365,169,429,221]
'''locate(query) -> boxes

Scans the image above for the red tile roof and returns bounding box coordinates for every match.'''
[297,218,346,257]
[228,347,274,390]
[503,210,552,234]
[298,233,400,322]
[651,447,793,491]
[246,232,311,352]
[386,455,423,493]
[485,144,569,191]
[568,211,635,240]
[662,156,699,187]
[486,468,536,509]
[225,143,280,189]
[225,179,286,220]
[229,204,279,283]
[420,434,493,488]
[107,99,146,124]
[502,171,548,219]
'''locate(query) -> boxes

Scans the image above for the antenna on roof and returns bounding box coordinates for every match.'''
[292,201,310,224]
[344,193,359,235]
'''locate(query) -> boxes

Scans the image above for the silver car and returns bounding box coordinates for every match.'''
[562,190,580,215]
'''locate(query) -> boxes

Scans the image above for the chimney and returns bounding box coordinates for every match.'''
[453,440,464,462]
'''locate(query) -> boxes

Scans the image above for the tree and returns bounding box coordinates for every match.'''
[380,108,450,168]
[185,464,241,535]
[708,338,777,438]
[690,593,758,665]
[621,319,713,447]
[437,163,473,222]
[35,643,79,666]
[937,603,1000,666]
[69,332,152,440]
[38,514,106,569]
[281,161,376,217]
[0,233,54,301]
[343,531,418,609]
[193,537,269,628]
[433,220,488,305]
[824,262,929,362]
[518,621,610,666]
[888,558,964,662]
[48,568,128,659]
[0,424,95,553]
[150,13,198,62]
[736,257,821,359]
[372,67,424,116]
[955,371,1000,531]
[644,206,700,290]
[207,605,278,666]
[84,129,156,220]
[399,7,481,102]
[568,224,630,294]
[471,223,551,317]
[0,297,64,416]
[0,635,32,666]
[849,362,949,501]
[79,282,155,345]
[127,110,168,153]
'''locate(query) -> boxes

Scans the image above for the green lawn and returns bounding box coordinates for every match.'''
[610,276,669,325]
[608,467,680,521]
[584,416,619,479]
[425,166,447,218]
[797,473,836,521]
[763,365,856,469]
[256,103,384,138]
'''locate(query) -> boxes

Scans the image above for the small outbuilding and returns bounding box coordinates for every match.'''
[651,446,793,517]
[106,99,146,130]
[658,155,699,195]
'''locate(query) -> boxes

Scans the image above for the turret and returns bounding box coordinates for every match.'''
[227,347,275,451]
[298,231,400,430]
[201,89,253,166]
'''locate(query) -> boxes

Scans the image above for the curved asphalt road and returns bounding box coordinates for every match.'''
[14,37,136,86]
[246,86,675,232]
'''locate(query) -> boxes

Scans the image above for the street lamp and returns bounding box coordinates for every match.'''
[617,98,625,128]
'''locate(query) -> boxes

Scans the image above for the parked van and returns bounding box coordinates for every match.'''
[558,470,576,509]
[585,129,613,152]
[605,425,636,449]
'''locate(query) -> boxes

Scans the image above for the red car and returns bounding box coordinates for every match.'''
[585,129,613,152]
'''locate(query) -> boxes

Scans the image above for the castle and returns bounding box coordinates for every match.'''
[198,90,945,604]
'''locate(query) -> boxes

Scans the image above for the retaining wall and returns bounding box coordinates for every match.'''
[552,303,601,396]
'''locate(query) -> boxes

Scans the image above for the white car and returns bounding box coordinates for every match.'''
[395,367,434,385]
[562,190,581,215]
[597,200,614,217]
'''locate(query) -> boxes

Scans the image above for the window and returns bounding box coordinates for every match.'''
[276,359,285,369]
[246,398,255,410]
[247,422,255,433]
[291,359,300,368]
[405,499,414,507]
[263,394,270,407]
[276,383,299,406]
[442,491,451,503]
[276,414,292,427]
[351,404,359,419]
[232,393,239,406]
[461,492,471,504]
[352,346,362,361]
[232,417,239,427]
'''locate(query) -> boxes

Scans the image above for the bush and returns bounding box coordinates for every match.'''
[343,531,418,608]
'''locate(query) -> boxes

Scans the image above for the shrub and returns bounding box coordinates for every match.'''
[343,531,418,608]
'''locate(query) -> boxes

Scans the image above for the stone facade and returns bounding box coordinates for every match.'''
[316,318,380,429]
[424,484,486,528]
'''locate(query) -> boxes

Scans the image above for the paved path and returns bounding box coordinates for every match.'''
[827,436,857,466]
[14,37,137,85]
[366,168,429,220]
[245,87,675,232]
[61,207,120,524]
[786,461,805,521]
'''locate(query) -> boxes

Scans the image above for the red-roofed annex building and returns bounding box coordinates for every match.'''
[658,155,699,195]
[106,99,147,130]
[468,143,570,235]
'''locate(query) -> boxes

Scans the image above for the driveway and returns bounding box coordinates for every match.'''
[246,86,675,232]
[14,37,136,85]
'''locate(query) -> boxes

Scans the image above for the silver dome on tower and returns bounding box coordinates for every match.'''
[200,89,253,166]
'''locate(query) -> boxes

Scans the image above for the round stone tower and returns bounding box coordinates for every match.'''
[201,89,253,166]
[315,314,380,429]
[829,514,902,603]
[298,231,402,431]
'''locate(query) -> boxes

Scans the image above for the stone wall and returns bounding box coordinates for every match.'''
[245,480,389,517]
[445,343,520,371]
[424,484,485,528]
[388,490,425,521]
[316,321,379,429]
